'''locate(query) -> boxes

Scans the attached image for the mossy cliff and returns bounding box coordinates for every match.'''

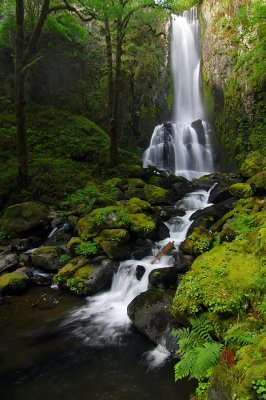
[200,0,266,167]
[172,153,266,400]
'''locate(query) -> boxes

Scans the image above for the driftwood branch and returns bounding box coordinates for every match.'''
[151,241,175,264]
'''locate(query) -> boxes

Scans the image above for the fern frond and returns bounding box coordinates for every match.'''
[174,349,197,381]
[225,327,258,346]
[192,342,223,380]
[189,315,213,344]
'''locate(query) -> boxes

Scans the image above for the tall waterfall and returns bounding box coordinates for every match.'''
[143,8,213,180]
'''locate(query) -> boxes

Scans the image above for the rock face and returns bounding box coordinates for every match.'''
[0,269,30,295]
[201,1,265,166]
[0,253,19,274]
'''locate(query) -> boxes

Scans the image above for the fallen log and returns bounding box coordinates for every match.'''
[151,241,175,264]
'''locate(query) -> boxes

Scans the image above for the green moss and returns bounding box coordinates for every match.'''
[0,272,29,294]
[230,183,255,199]
[1,202,48,234]
[173,243,262,316]
[247,171,266,192]
[126,197,151,214]
[54,258,92,295]
[77,206,132,240]
[240,151,265,178]
[180,226,213,256]
[32,246,60,255]
[130,213,156,238]
[66,237,84,252]
[143,184,169,205]
[93,229,129,244]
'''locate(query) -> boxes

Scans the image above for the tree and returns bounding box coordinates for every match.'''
[14,0,93,188]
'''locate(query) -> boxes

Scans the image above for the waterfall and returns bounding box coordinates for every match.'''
[143,8,213,180]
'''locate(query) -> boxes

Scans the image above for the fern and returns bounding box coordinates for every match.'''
[225,325,258,346]
[192,342,223,380]
[174,315,224,381]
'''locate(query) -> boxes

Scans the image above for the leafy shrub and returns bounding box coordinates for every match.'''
[74,241,98,257]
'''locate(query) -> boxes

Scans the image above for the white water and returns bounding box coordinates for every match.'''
[66,187,212,367]
[143,8,213,179]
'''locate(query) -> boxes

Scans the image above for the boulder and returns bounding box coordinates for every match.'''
[247,171,266,196]
[173,252,194,273]
[155,221,170,241]
[188,198,236,235]
[229,183,254,199]
[1,202,49,237]
[31,246,64,271]
[149,267,179,289]
[10,236,42,252]
[174,180,197,201]
[94,229,130,245]
[99,241,131,261]
[0,268,30,295]
[126,197,151,214]
[54,256,117,296]
[130,213,156,239]
[131,239,152,260]
[208,181,234,204]
[0,252,19,274]
[136,265,146,280]
[127,288,181,353]
[180,226,213,257]
[159,206,186,221]
[239,151,265,179]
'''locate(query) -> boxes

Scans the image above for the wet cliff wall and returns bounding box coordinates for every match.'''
[200,0,265,169]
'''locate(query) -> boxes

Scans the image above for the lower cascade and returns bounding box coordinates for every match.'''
[65,187,214,367]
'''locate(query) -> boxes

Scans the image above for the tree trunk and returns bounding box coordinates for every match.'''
[104,18,113,128]
[110,19,123,167]
[15,0,28,188]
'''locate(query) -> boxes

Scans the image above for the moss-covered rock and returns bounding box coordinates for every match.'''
[173,242,262,317]
[54,257,117,295]
[180,226,213,257]
[99,241,131,260]
[93,229,129,245]
[130,213,156,238]
[229,183,254,199]
[76,206,132,240]
[239,152,265,179]
[143,184,170,205]
[1,202,49,236]
[66,237,84,253]
[0,271,30,295]
[31,246,64,271]
[247,171,266,194]
[126,197,151,214]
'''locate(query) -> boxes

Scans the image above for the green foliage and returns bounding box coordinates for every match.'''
[61,181,121,212]
[74,241,99,257]
[252,379,266,400]
[65,277,86,295]
[59,254,72,265]
[225,324,259,347]
[227,213,256,236]
[173,315,223,381]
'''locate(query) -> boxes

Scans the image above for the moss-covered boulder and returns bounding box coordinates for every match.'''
[143,184,170,205]
[180,226,213,257]
[76,206,131,240]
[1,202,49,236]
[93,229,129,245]
[126,198,151,214]
[130,213,156,239]
[247,171,266,195]
[54,257,117,296]
[229,183,254,199]
[149,267,179,289]
[239,152,265,179]
[99,241,131,260]
[127,288,180,353]
[0,270,30,295]
[173,242,262,317]
[66,237,84,253]
[31,246,64,271]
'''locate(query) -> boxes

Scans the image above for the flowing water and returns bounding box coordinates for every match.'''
[143,8,213,179]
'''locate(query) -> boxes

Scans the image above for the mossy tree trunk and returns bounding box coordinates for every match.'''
[15,0,28,189]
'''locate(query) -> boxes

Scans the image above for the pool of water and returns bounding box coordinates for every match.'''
[0,287,196,400]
